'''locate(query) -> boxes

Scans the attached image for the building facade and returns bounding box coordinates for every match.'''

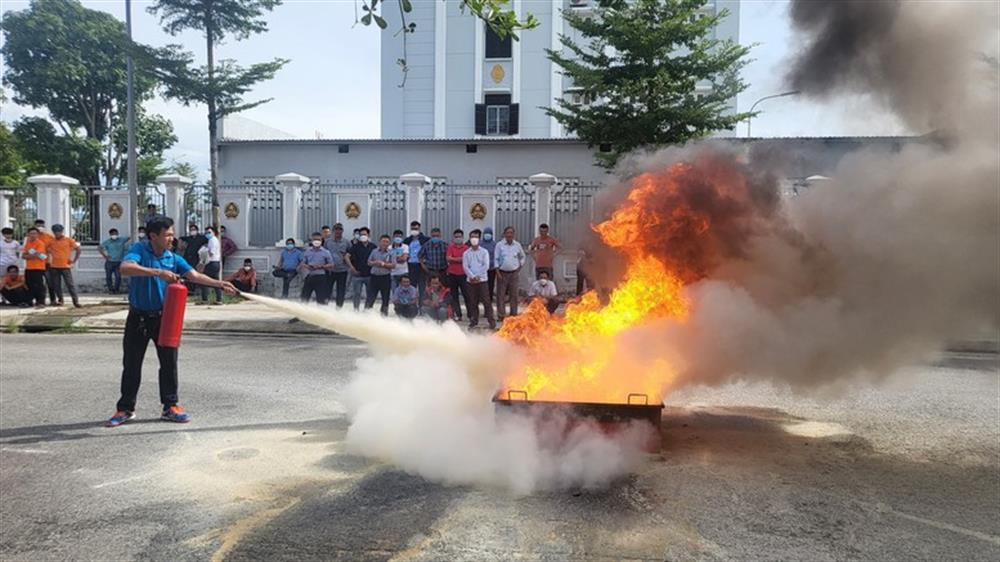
[380,0,740,139]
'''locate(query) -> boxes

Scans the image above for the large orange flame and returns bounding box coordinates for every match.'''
[498,158,751,404]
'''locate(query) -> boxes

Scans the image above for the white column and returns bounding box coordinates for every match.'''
[0,189,12,229]
[275,172,309,245]
[399,172,430,228]
[155,174,192,225]
[97,190,132,240]
[219,187,253,248]
[528,172,558,232]
[28,174,77,229]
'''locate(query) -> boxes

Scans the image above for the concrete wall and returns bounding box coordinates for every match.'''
[382,0,437,138]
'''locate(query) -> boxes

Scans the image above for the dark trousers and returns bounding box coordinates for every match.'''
[329,271,348,307]
[301,274,329,304]
[576,266,592,295]
[487,269,496,301]
[232,279,254,293]
[407,263,426,299]
[117,309,179,412]
[25,269,46,305]
[105,260,122,293]
[1,287,31,305]
[200,262,223,302]
[50,267,79,305]
[394,303,418,319]
[272,269,297,298]
[45,266,57,304]
[466,280,495,327]
[366,274,391,315]
[446,273,469,320]
[495,269,520,318]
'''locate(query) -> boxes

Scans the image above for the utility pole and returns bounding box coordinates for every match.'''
[747,91,800,137]
[126,0,139,237]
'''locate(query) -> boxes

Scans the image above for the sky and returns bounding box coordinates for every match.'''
[0,0,906,180]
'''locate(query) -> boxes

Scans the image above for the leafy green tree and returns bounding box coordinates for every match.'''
[112,111,178,185]
[146,0,289,232]
[0,0,178,184]
[12,117,103,183]
[547,0,752,168]
[0,123,27,186]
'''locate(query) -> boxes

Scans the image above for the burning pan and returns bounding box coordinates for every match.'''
[492,390,665,451]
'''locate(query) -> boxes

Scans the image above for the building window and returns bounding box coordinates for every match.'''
[485,25,512,59]
[476,94,518,136]
[338,144,349,153]
[486,106,510,135]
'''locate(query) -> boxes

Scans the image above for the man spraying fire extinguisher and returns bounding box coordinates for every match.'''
[106,216,238,428]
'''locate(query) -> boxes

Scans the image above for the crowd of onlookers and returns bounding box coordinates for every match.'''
[1,208,595,328]
[280,221,592,329]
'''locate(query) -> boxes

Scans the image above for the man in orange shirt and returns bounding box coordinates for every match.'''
[0,264,31,307]
[529,223,561,280]
[33,219,58,305]
[20,227,48,307]
[46,224,81,308]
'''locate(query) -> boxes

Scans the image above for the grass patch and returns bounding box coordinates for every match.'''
[53,319,90,334]
[4,318,19,334]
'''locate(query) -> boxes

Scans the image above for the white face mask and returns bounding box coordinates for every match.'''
[470,237,480,246]
[312,240,322,247]
[189,230,198,236]
[110,235,119,240]
[540,279,548,286]
[243,266,252,271]
[138,233,146,238]
[410,230,420,237]
[359,235,369,243]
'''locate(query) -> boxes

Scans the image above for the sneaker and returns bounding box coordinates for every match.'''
[161,405,191,423]
[106,410,135,428]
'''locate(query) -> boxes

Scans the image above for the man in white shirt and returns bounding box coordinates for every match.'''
[199,225,223,303]
[462,229,496,330]
[494,226,526,320]
[528,270,560,314]
[0,228,21,272]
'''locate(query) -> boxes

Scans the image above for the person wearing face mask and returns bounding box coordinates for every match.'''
[480,226,498,301]
[389,229,409,291]
[299,232,334,304]
[226,258,258,293]
[494,226,526,320]
[273,238,304,298]
[198,226,223,304]
[462,229,496,329]
[402,220,429,298]
[323,223,351,308]
[345,226,374,310]
[1,227,22,274]
[365,234,394,316]
[445,228,471,322]
[528,270,560,314]
[179,224,207,275]
[418,227,448,282]
[99,228,130,294]
[20,227,48,307]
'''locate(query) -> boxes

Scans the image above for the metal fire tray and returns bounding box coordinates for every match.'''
[492,390,665,427]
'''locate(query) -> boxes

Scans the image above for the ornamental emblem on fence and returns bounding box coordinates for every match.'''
[469,202,487,220]
[107,202,123,219]
[344,201,362,219]
[224,202,240,219]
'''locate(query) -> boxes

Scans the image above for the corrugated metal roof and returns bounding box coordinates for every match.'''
[218,135,920,145]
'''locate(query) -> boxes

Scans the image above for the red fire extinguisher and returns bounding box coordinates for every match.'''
[158,282,188,348]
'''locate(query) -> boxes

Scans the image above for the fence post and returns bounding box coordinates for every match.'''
[156,174,192,225]
[275,172,309,245]
[29,174,77,231]
[399,172,430,228]
[0,189,12,229]
[528,173,558,233]
[218,187,252,248]
[97,190,132,241]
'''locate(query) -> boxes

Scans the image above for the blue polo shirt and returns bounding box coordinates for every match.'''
[123,240,193,311]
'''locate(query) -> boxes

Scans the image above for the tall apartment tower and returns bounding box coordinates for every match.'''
[380,0,740,139]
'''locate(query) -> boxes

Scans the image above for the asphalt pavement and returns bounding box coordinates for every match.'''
[0,333,998,561]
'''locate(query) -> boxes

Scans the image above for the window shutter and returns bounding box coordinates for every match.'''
[475,104,486,135]
[508,103,519,135]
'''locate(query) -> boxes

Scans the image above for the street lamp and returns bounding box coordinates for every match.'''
[746,90,800,138]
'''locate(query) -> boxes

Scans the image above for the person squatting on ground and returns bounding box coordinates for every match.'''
[494,226,526,320]
[528,270,561,314]
[46,224,81,308]
[346,227,375,310]
[403,221,429,299]
[227,258,258,293]
[463,229,496,329]
[421,275,451,322]
[273,238,303,298]
[300,232,334,304]
[99,228,130,294]
[446,229,470,321]
[20,227,48,307]
[323,223,351,308]
[391,274,419,319]
[366,235,394,316]
[198,226,223,304]
[106,215,237,428]
[0,265,31,307]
